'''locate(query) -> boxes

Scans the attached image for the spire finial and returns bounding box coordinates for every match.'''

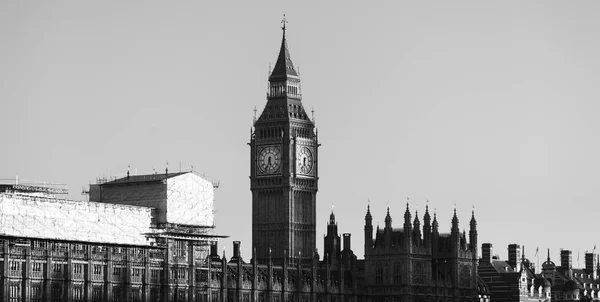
[281,13,288,32]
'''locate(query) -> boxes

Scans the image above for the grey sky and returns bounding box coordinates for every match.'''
[2,1,600,265]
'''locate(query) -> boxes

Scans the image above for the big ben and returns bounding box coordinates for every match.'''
[250,19,318,265]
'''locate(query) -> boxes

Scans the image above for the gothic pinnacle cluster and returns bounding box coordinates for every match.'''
[364,202,478,257]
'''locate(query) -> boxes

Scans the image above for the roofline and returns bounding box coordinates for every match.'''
[0,235,160,249]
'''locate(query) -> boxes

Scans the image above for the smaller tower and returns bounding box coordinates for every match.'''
[469,210,478,257]
[384,207,392,230]
[324,210,341,266]
[451,208,459,233]
[432,211,439,257]
[364,204,373,254]
[423,205,432,249]
[404,203,412,251]
[451,208,460,256]
[412,210,421,246]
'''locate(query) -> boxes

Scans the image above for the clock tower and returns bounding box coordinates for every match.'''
[250,20,318,265]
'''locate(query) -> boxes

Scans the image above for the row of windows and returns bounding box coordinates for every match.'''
[269,83,300,96]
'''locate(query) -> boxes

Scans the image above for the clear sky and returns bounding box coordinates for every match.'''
[2,1,600,267]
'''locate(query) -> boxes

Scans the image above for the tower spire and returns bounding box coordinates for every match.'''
[270,14,298,81]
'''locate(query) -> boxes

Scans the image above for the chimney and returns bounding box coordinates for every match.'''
[210,242,218,256]
[508,244,521,268]
[481,243,493,264]
[561,250,572,269]
[343,233,351,251]
[210,242,221,261]
[233,241,241,259]
[585,253,597,279]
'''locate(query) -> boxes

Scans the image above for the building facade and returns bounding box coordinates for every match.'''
[478,243,600,302]
[0,172,222,302]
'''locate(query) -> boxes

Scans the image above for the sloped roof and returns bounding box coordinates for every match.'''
[269,30,298,80]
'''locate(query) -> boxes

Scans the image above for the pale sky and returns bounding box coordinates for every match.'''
[2,1,600,266]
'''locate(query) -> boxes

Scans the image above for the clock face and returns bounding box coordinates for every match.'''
[296,146,314,175]
[258,145,281,174]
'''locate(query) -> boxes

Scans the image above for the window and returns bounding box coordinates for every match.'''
[394,262,402,284]
[32,262,42,272]
[92,286,103,302]
[31,285,43,302]
[176,241,187,257]
[9,284,21,302]
[375,262,383,285]
[177,289,186,302]
[151,288,161,302]
[51,284,63,302]
[94,265,103,275]
[73,287,84,302]
[113,286,122,302]
[74,264,83,274]
[131,289,141,302]
[53,263,62,273]
[33,240,47,249]
[10,261,21,271]
[413,262,425,285]
[113,267,123,276]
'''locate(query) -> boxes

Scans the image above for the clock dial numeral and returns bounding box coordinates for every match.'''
[296,146,314,175]
[258,146,281,174]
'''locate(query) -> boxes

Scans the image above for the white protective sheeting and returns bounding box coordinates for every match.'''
[0,193,153,245]
[165,173,214,226]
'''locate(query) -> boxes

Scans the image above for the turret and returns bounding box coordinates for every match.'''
[384,207,392,230]
[451,208,459,233]
[404,203,412,250]
[403,203,412,233]
[423,205,432,249]
[412,210,421,246]
[469,210,477,257]
[451,209,460,254]
[364,204,373,253]
[324,210,341,265]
